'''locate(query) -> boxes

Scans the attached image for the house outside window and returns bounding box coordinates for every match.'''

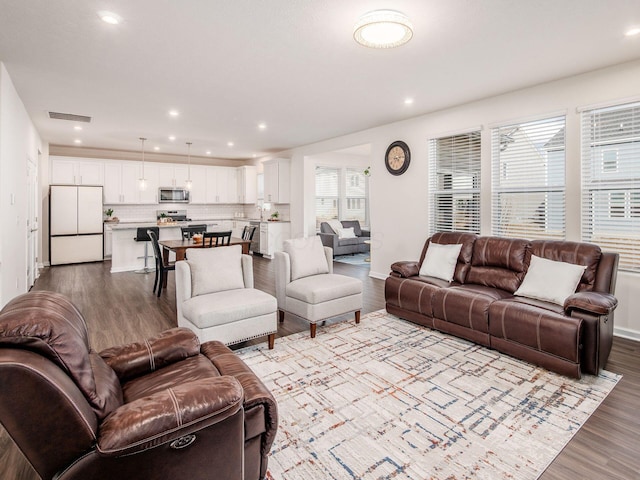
[428,130,481,234]
[491,116,566,240]
[315,165,368,229]
[581,101,640,272]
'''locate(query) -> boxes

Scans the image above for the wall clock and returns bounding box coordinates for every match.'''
[385,140,411,175]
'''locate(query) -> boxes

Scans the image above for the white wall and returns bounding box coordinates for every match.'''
[0,62,42,307]
[268,59,640,339]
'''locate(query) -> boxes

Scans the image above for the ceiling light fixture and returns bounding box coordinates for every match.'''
[153,146,160,151]
[227,141,234,147]
[98,11,122,25]
[625,27,640,36]
[168,135,176,141]
[73,139,82,144]
[168,109,179,117]
[139,137,147,191]
[258,122,267,130]
[74,125,83,131]
[353,10,413,48]
[404,97,414,105]
[185,142,193,190]
[206,151,211,155]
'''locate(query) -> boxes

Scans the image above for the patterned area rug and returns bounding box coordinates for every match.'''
[237,310,620,480]
[333,252,370,267]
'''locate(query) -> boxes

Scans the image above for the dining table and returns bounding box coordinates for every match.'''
[158,237,251,263]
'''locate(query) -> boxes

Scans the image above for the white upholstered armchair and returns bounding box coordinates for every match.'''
[274,236,363,338]
[175,245,277,348]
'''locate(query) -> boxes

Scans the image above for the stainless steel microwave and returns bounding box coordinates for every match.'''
[158,187,190,203]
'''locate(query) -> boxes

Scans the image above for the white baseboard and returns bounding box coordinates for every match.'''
[368,270,388,281]
[614,327,640,341]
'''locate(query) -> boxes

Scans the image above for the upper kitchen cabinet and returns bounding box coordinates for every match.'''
[158,163,190,188]
[104,161,158,204]
[237,165,257,204]
[263,158,290,204]
[206,166,238,203]
[188,165,207,204]
[50,157,103,185]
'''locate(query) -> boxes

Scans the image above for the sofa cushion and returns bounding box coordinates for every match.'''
[287,274,362,304]
[419,242,463,282]
[187,246,245,296]
[514,255,586,305]
[432,284,513,334]
[529,240,601,292]
[284,237,329,281]
[182,288,277,329]
[466,236,530,293]
[419,232,477,284]
[489,298,583,364]
[337,237,360,246]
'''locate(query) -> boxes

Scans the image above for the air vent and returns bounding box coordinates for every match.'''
[48,112,92,123]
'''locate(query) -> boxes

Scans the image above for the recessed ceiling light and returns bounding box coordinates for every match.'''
[354,10,413,48]
[625,27,640,36]
[98,11,122,25]
[74,125,83,131]
[168,109,179,117]
[404,98,414,105]
[258,122,267,130]
[168,135,176,141]
[206,151,211,155]
[74,139,82,144]
[227,142,234,147]
[154,146,160,151]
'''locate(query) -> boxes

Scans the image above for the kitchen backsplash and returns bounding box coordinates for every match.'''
[104,203,290,222]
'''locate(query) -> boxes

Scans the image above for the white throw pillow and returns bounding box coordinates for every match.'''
[514,255,587,305]
[186,246,245,297]
[338,227,356,239]
[327,219,344,235]
[419,243,463,282]
[284,237,329,281]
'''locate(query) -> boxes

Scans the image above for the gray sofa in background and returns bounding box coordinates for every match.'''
[318,220,370,257]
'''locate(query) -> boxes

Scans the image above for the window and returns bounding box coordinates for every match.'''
[428,130,481,234]
[315,166,368,229]
[581,101,640,272]
[491,116,566,239]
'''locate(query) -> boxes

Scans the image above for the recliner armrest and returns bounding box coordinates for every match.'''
[564,291,618,316]
[390,261,420,278]
[97,376,243,457]
[100,328,200,382]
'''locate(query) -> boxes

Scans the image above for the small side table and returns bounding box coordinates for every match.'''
[364,240,371,262]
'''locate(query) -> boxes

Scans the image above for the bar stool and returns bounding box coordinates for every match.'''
[134,227,158,274]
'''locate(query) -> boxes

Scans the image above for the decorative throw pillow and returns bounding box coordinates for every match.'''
[327,219,344,235]
[514,255,587,305]
[187,246,245,297]
[419,243,463,282]
[338,227,357,239]
[284,236,329,281]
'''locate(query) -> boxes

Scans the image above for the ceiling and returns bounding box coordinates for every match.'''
[0,0,639,160]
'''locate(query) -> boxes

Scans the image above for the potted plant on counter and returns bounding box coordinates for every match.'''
[104,208,118,223]
[270,211,280,221]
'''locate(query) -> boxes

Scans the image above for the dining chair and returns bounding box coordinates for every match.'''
[181,224,207,239]
[148,229,176,296]
[242,225,257,242]
[203,231,232,247]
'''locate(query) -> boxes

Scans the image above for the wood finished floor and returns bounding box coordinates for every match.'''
[1,257,639,480]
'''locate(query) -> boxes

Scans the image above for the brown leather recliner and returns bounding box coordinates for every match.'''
[0,291,278,480]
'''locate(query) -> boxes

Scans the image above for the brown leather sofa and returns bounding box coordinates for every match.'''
[0,291,277,480]
[385,232,619,378]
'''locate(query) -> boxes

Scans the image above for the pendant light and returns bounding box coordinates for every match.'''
[185,142,193,190]
[139,137,147,191]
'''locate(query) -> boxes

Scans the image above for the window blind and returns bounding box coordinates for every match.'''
[315,166,339,229]
[581,101,640,272]
[491,116,566,240]
[428,131,481,234]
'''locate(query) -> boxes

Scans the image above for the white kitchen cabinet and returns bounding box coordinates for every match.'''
[205,166,237,203]
[259,221,291,258]
[104,224,113,257]
[188,165,207,203]
[51,157,103,185]
[237,165,257,204]
[158,164,190,188]
[263,158,290,204]
[104,161,153,204]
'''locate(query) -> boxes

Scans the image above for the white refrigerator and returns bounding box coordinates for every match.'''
[50,185,104,265]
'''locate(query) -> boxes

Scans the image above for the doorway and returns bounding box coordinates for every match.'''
[26,155,39,289]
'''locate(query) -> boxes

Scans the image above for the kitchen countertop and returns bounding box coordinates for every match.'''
[106,218,289,230]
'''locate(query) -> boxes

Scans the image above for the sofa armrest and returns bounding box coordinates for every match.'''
[390,261,420,278]
[359,229,370,237]
[564,292,618,316]
[97,376,243,457]
[318,232,338,250]
[99,328,200,382]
